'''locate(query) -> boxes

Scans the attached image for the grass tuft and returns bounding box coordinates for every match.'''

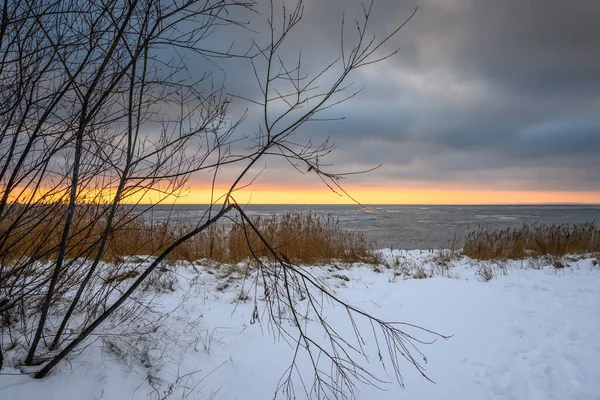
[0,206,377,265]
[463,222,600,260]
[476,264,494,282]
[224,212,379,264]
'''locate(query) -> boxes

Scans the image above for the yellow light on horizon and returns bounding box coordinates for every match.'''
[147,188,600,205]
[9,185,600,205]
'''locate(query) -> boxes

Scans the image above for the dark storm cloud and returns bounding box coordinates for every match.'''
[421,0,600,95]
[203,0,600,193]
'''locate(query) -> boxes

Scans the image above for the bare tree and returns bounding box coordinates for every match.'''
[0,0,446,397]
[0,0,250,365]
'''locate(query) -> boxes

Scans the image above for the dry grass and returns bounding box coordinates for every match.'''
[0,206,377,265]
[475,264,494,282]
[225,212,379,264]
[0,203,116,262]
[463,222,600,260]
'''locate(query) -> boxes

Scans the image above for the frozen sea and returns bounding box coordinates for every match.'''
[139,204,600,249]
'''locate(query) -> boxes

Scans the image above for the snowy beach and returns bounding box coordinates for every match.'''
[1,250,598,400]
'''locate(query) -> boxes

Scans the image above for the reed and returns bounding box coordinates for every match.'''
[463,222,600,260]
[0,206,377,265]
[226,212,378,264]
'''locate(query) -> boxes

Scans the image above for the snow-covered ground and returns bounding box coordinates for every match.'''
[1,250,599,399]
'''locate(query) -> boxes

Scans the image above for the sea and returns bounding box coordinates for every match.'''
[141,204,600,250]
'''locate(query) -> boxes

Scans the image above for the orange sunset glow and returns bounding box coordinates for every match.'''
[143,187,600,205]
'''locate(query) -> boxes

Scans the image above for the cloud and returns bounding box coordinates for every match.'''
[188,0,600,196]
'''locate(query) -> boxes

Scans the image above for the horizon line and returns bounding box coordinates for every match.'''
[129,202,600,206]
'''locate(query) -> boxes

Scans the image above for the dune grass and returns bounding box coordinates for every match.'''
[227,212,379,264]
[111,211,378,264]
[463,222,600,260]
[0,206,377,265]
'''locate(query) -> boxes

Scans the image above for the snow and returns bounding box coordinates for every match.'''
[1,250,599,399]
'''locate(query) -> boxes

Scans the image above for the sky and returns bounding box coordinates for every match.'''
[179,0,600,204]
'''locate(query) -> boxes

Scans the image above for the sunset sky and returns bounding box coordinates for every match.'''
[179,0,599,205]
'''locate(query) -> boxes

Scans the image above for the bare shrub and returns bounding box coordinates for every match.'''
[0,0,447,397]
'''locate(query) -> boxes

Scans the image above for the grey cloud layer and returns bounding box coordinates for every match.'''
[208,0,600,193]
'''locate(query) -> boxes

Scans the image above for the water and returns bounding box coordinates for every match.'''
[140,204,600,250]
